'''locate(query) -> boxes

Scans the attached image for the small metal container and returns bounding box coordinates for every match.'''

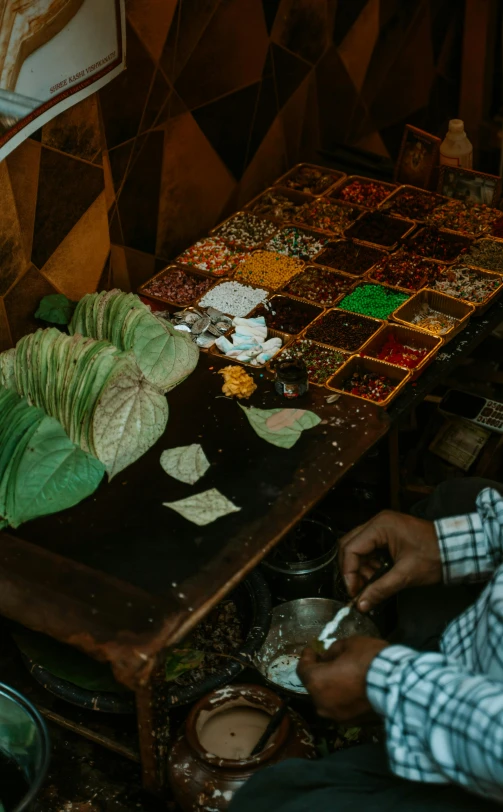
[256,599,380,697]
[274,357,308,399]
[261,518,342,601]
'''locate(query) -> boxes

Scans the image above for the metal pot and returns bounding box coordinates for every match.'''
[261,518,345,602]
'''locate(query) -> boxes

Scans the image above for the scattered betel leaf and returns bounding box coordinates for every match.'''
[239,405,321,448]
[35,293,76,325]
[164,644,205,682]
[69,289,199,393]
[10,625,127,693]
[0,328,168,479]
[160,444,210,485]
[0,387,105,529]
[163,488,241,526]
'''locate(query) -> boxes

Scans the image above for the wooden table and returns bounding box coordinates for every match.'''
[1,297,502,793]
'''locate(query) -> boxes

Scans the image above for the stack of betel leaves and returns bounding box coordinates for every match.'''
[0,328,169,479]
[0,387,104,529]
[68,290,199,393]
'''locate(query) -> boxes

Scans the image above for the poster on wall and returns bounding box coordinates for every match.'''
[0,0,126,162]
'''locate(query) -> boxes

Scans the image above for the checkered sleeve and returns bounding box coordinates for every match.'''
[367,645,503,800]
[434,488,503,583]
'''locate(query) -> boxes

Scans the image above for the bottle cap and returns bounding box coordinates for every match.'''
[448,119,465,134]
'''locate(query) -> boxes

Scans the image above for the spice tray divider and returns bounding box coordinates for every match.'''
[359,322,442,381]
[267,336,351,388]
[327,175,398,209]
[326,355,411,408]
[137,264,220,310]
[343,212,417,252]
[405,227,474,265]
[303,307,384,354]
[391,288,474,342]
[433,265,503,316]
[377,185,449,221]
[365,255,445,295]
[274,162,346,196]
[311,238,389,278]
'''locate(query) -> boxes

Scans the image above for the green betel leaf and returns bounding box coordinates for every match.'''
[35,294,76,325]
[164,647,205,683]
[68,290,199,393]
[163,488,241,526]
[10,414,105,527]
[160,444,210,485]
[92,367,169,479]
[238,405,321,448]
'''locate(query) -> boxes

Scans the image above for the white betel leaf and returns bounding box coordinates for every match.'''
[160,444,210,485]
[163,488,240,526]
[92,367,169,479]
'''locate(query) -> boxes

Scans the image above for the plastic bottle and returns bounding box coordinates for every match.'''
[440,119,473,168]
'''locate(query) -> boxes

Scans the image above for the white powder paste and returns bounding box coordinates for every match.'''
[266,654,306,693]
[198,707,270,759]
[318,606,350,650]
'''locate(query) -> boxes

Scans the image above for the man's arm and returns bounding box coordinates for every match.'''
[338,487,503,612]
[367,644,503,799]
[435,487,503,583]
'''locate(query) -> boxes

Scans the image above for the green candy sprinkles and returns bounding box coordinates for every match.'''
[339,284,408,319]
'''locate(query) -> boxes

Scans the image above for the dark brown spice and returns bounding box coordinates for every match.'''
[314,240,385,275]
[345,212,412,247]
[253,296,321,334]
[305,309,381,351]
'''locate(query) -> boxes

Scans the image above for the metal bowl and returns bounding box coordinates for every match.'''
[256,598,380,697]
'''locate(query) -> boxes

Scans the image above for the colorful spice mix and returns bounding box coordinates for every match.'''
[283,266,354,306]
[305,310,381,351]
[252,297,320,334]
[426,200,500,236]
[339,284,408,319]
[381,188,443,220]
[249,189,306,222]
[336,179,394,208]
[466,239,503,272]
[433,265,501,304]
[234,251,303,288]
[345,211,412,247]
[294,198,362,234]
[274,340,347,384]
[370,252,442,291]
[265,227,327,260]
[213,213,278,249]
[142,268,213,304]
[177,237,248,276]
[410,308,458,335]
[315,240,384,275]
[374,335,428,369]
[339,369,396,402]
[281,165,341,194]
[407,228,469,262]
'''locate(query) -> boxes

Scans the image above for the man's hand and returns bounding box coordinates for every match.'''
[338,511,442,612]
[297,637,389,722]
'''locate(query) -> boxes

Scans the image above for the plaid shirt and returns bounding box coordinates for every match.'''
[367,487,503,801]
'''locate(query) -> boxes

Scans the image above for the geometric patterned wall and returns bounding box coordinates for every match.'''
[0,0,463,348]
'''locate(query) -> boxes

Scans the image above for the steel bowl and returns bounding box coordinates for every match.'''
[256,598,380,697]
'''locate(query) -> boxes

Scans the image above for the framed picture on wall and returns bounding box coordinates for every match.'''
[438,166,501,207]
[395,125,441,189]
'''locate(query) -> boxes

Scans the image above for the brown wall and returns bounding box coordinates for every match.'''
[0,0,463,347]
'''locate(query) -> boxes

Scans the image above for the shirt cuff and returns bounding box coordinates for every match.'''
[366,644,417,716]
[434,512,491,583]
